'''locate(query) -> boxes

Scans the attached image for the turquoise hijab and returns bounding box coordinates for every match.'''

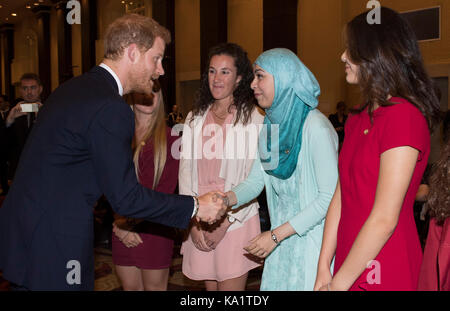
[256,48,320,179]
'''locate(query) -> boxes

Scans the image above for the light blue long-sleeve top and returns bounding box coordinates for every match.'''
[232,109,338,290]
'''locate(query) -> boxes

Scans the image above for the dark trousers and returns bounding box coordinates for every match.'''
[9,282,30,291]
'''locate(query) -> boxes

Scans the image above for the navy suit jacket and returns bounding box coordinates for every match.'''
[0,66,193,290]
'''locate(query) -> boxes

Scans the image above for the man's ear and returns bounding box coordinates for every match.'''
[126,44,140,64]
[38,85,43,96]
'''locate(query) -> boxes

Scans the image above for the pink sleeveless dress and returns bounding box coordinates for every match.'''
[181,109,261,282]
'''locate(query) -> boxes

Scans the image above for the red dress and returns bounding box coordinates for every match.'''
[112,127,180,269]
[418,218,450,291]
[335,98,429,290]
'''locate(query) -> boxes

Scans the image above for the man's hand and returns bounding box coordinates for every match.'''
[196,191,227,224]
[6,103,27,127]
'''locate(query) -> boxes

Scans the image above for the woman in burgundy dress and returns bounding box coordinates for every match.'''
[112,80,179,291]
[314,7,441,291]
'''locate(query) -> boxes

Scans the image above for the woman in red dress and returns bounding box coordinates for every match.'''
[314,7,441,291]
[111,80,180,291]
[418,115,450,291]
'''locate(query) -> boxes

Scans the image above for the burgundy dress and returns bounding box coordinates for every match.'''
[335,98,428,290]
[112,127,180,269]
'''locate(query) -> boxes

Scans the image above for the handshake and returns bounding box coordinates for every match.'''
[194,191,231,224]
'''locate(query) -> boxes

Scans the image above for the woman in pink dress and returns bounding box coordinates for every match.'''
[112,80,179,291]
[179,43,264,290]
[314,7,441,291]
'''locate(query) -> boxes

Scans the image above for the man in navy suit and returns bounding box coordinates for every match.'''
[0,14,226,290]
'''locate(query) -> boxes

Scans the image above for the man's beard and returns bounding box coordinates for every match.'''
[129,67,157,95]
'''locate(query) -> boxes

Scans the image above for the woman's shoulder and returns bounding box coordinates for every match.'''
[185,110,193,119]
[237,106,265,125]
[300,109,338,145]
[378,97,426,124]
[184,109,206,127]
[233,106,265,127]
[387,97,421,112]
[250,106,265,123]
[305,109,335,130]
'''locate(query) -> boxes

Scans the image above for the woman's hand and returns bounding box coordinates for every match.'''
[113,223,143,248]
[203,217,232,249]
[313,267,333,291]
[244,231,277,259]
[190,224,212,252]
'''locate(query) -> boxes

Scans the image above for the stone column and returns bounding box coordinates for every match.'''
[0,24,14,99]
[263,0,298,53]
[153,0,176,110]
[32,5,52,100]
[200,0,227,72]
[80,0,97,73]
[54,0,74,83]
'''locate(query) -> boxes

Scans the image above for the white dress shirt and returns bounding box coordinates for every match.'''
[99,63,124,96]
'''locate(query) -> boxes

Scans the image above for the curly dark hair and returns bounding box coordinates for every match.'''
[425,118,450,225]
[191,43,256,126]
[345,7,441,131]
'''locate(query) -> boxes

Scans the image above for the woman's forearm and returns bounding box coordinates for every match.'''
[329,147,418,290]
[272,222,296,242]
[330,214,396,290]
[229,157,265,208]
[317,181,341,271]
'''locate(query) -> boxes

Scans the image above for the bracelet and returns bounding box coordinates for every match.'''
[192,196,199,218]
[120,230,130,242]
[270,230,279,245]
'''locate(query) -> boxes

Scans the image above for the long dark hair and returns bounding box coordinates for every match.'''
[345,7,441,130]
[191,43,256,126]
[425,118,450,225]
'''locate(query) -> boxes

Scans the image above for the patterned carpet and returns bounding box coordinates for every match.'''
[0,190,429,292]
[0,243,262,291]
[0,192,263,291]
[93,243,263,291]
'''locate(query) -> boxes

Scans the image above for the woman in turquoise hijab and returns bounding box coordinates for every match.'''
[222,48,339,290]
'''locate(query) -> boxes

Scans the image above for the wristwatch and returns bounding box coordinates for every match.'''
[271,230,280,245]
[227,215,236,223]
